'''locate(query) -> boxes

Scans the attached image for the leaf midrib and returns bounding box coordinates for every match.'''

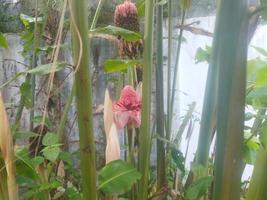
[98,168,137,190]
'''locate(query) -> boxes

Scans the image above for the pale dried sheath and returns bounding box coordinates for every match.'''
[103,90,120,164]
[0,93,18,200]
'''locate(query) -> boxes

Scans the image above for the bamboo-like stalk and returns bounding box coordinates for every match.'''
[246,147,267,200]
[212,0,248,199]
[155,0,166,190]
[138,0,154,199]
[166,0,173,142]
[0,93,18,200]
[69,0,97,199]
[57,0,104,148]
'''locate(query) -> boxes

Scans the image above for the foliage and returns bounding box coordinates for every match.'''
[185,176,213,200]
[0,33,8,48]
[90,25,142,42]
[1,0,267,200]
[104,59,141,73]
[98,160,141,195]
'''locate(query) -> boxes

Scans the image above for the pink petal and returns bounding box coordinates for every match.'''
[113,111,130,129]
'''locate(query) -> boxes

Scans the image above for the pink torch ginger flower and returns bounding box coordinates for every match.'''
[114,0,140,33]
[113,85,141,129]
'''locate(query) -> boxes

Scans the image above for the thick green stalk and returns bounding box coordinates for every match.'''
[57,0,103,148]
[246,147,267,200]
[69,0,97,199]
[213,1,248,200]
[138,0,154,199]
[156,1,166,190]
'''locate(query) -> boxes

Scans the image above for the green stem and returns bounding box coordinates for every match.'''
[166,0,173,142]
[57,83,75,147]
[90,0,105,30]
[169,9,186,126]
[138,0,154,199]
[69,0,97,199]
[155,0,166,191]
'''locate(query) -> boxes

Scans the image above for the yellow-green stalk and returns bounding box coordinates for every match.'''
[138,0,154,199]
[69,0,97,199]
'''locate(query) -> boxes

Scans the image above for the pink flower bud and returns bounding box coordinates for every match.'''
[113,85,142,129]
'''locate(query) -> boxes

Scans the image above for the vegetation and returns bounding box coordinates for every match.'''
[0,0,267,199]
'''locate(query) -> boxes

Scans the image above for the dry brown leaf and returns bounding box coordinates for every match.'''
[0,93,18,199]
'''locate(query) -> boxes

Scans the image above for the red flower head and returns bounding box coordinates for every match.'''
[114,0,140,33]
[113,85,141,129]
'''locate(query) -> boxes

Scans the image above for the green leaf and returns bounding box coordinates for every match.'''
[247,58,267,84]
[90,25,141,42]
[260,121,267,148]
[98,160,141,195]
[136,0,145,17]
[26,63,67,75]
[255,67,267,88]
[243,132,260,164]
[185,176,213,200]
[42,133,58,146]
[31,156,44,167]
[39,180,60,191]
[252,46,267,57]
[14,131,36,139]
[0,33,8,48]
[20,14,43,28]
[0,63,68,89]
[191,164,206,178]
[65,187,81,200]
[171,147,185,173]
[104,59,140,73]
[42,146,60,162]
[32,116,52,128]
[195,46,212,64]
[20,82,33,109]
[15,147,38,180]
